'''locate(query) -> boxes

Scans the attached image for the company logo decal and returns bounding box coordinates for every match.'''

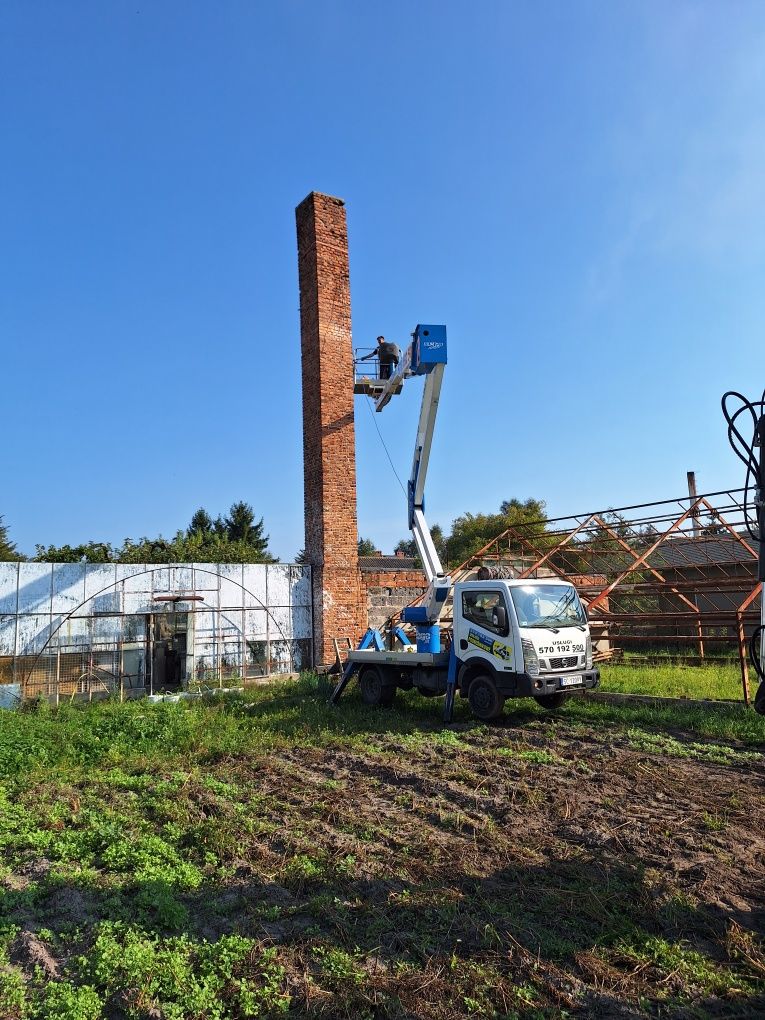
[468,628,512,661]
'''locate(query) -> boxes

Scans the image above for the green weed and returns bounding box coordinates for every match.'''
[613,931,756,997]
[495,747,562,765]
[37,982,103,1020]
[80,923,289,1019]
[700,811,727,832]
[102,834,203,889]
[0,946,26,1019]
[313,945,363,984]
[626,728,761,764]
[280,850,354,890]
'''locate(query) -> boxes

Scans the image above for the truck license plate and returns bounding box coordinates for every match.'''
[560,675,583,687]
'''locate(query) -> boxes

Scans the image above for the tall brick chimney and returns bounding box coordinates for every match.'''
[296,192,366,665]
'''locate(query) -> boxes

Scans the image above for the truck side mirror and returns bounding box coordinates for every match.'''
[492,605,508,634]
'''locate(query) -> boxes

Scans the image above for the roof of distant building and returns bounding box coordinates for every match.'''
[574,533,758,575]
[651,534,758,569]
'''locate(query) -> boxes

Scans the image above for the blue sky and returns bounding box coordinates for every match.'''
[2,1,764,560]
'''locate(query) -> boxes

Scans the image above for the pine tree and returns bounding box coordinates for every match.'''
[0,516,22,561]
[224,501,271,557]
[188,508,214,536]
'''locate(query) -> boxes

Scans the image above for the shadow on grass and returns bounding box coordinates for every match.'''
[236,674,765,750]
[4,841,764,1018]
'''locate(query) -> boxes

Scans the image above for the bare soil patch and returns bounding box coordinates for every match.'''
[185,717,765,1015]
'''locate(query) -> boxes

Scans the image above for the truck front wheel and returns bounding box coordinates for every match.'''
[467,674,505,721]
[359,666,397,708]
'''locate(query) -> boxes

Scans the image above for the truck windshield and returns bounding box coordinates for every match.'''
[510,585,586,629]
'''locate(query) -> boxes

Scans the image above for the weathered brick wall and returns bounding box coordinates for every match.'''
[296,192,366,665]
[361,569,427,631]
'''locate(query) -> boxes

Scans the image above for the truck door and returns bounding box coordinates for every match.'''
[457,589,515,671]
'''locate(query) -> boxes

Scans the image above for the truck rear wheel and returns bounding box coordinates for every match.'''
[534,692,568,710]
[359,666,396,708]
[467,674,505,721]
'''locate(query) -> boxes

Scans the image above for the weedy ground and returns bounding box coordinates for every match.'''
[0,670,764,1019]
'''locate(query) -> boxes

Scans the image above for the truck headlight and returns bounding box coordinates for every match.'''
[586,634,593,669]
[522,638,539,677]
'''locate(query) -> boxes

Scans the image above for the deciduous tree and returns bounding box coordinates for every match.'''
[357,537,378,557]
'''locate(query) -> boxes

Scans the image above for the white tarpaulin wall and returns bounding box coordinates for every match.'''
[0,562,312,700]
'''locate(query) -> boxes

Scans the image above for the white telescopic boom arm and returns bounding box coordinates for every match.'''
[409,363,445,583]
[374,325,451,624]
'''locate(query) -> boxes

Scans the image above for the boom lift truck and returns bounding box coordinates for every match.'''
[331,325,600,723]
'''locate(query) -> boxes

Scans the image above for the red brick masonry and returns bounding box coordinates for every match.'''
[296,192,366,664]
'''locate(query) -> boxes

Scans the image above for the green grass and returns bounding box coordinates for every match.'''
[625,728,762,764]
[1,673,764,1018]
[599,661,746,701]
[611,930,759,998]
[1,670,763,774]
[565,694,765,745]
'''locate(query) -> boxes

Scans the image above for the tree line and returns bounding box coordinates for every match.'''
[4,496,678,569]
[0,502,274,564]
[2,499,552,568]
[390,498,548,569]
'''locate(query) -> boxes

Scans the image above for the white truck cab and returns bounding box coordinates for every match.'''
[450,579,598,718]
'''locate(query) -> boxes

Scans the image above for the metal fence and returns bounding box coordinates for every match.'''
[402,487,761,703]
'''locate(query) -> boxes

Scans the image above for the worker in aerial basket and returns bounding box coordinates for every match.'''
[360,335,400,380]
